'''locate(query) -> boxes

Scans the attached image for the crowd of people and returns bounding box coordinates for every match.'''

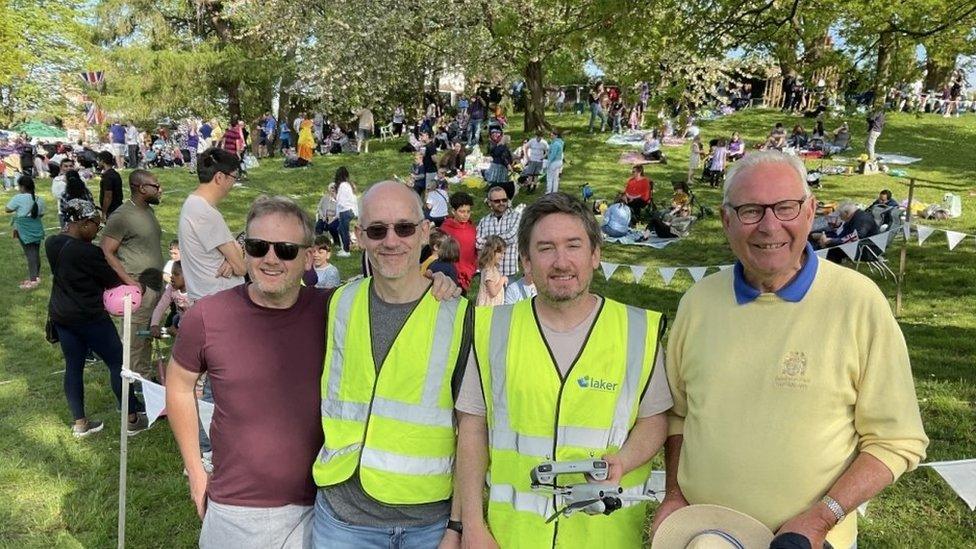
[2,66,954,548]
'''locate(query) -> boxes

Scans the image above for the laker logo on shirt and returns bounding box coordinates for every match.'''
[576,375,618,392]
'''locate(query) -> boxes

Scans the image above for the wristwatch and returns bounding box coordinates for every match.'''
[447,519,463,534]
[821,495,846,524]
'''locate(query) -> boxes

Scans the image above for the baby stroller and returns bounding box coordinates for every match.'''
[671,180,712,218]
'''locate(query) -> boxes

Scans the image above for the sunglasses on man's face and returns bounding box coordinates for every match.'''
[243,238,306,260]
[363,221,422,241]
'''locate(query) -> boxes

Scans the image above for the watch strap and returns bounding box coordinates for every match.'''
[446,519,463,534]
[821,495,846,524]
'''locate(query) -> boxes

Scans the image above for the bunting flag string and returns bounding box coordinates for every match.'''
[908,221,975,250]
[120,370,214,434]
[600,261,620,280]
[630,265,648,283]
[921,459,976,511]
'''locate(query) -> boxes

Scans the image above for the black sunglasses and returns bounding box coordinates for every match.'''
[363,221,422,241]
[243,238,306,260]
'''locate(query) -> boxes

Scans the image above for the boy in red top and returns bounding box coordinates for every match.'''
[624,164,653,225]
[440,191,477,292]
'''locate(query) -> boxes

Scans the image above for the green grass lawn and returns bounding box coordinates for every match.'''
[1,108,974,547]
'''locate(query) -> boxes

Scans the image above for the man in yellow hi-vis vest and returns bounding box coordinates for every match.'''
[455,192,672,548]
[312,181,471,548]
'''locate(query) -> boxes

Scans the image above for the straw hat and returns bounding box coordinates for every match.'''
[652,504,774,549]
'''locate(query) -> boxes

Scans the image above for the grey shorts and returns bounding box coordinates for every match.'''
[523,160,543,176]
[112,143,126,157]
[357,128,372,141]
[200,499,313,549]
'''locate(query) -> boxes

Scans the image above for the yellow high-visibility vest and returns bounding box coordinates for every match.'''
[313,278,469,504]
[475,297,662,548]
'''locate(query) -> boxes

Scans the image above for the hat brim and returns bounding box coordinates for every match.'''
[651,504,774,548]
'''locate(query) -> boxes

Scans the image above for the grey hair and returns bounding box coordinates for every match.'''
[722,150,810,205]
[358,180,425,223]
[836,200,858,218]
[245,195,315,245]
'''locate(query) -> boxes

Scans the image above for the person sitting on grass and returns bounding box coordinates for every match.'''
[764,123,787,150]
[641,131,667,163]
[727,132,745,162]
[624,164,653,225]
[601,192,632,238]
[788,124,809,148]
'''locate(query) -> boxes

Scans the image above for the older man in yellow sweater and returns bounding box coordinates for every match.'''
[653,151,928,548]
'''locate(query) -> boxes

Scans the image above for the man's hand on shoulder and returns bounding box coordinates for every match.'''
[775,502,836,548]
[426,270,462,300]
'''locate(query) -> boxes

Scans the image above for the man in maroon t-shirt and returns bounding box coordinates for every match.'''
[167,196,324,548]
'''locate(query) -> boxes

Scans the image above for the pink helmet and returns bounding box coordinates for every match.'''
[103,285,143,316]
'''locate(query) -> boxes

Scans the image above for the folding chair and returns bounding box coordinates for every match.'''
[379,123,394,141]
[854,235,896,279]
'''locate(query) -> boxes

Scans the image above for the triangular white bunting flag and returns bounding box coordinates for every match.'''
[946,231,966,251]
[902,221,911,241]
[840,240,859,260]
[924,460,976,511]
[815,248,829,259]
[718,264,733,271]
[868,231,891,252]
[857,502,868,517]
[630,265,648,283]
[136,377,215,435]
[687,267,708,282]
[600,261,620,280]
[659,267,678,286]
[917,225,935,245]
[141,379,168,428]
[644,470,667,502]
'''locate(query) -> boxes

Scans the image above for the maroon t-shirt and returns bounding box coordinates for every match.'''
[173,284,330,507]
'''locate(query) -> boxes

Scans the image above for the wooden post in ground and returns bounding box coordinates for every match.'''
[895,178,916,316]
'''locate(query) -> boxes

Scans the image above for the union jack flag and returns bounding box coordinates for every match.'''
[79,71,105,87]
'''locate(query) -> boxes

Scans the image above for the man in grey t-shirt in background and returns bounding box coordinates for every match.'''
[178,148,246,302]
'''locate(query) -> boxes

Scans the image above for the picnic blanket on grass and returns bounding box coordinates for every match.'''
[605,131,651,148]
[619,151,662,165]
[603,233,680,249]
[876,153,922,165]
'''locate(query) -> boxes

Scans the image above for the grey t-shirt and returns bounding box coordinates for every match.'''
[455,297,672,417]
[178,193,244,300]
[321,285,451,527]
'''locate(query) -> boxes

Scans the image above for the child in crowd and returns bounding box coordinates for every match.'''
[476,235,508,306]
[151,261,193,338]
[504,270,537,305]
[420,229,446,273]
[428,233,460,285]
[162,239,180,284]
[410,151,426,196]
[705,138,728,187]
[687,134,703,184]
[425,177,450,227]
[315,182,340,245]
[305,235,341,289]
[440,191,477,292]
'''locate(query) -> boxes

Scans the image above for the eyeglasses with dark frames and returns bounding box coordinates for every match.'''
[243,238,306,260]
[726,197,808,225]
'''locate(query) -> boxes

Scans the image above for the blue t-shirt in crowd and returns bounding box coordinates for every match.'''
[280,122,291,137]
[264,116,276,135]
[110,124,126,143]
[200,124,213,139]
[603,203,631,235]
[548,138,564,163]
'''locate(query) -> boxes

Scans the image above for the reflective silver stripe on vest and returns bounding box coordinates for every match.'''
[489,484,554,517]
[492,428,551,458]
[421,298,462,406]
[372,397,453,427]
[319,442,362,463]
[488,306,534,453]
[321,399,369,422]
[609,306,648,448]
[323,278,366,411]
[360,447,453,476]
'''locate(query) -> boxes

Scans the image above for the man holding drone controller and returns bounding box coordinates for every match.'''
[455,192,671,548]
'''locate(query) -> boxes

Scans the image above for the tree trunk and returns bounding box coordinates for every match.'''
[223,78,242,121]
[871,30,894,110]
[522,59,551,133]
[924,55,955,92]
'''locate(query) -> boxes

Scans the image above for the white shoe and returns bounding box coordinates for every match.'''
[337,250,351,258]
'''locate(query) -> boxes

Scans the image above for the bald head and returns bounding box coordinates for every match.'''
[359,180,424,224]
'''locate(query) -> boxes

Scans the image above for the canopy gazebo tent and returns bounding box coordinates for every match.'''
[11,121,68,140]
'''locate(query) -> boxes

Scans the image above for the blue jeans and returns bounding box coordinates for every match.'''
[312,491,446,549]
[315,218,341,246]
[588,103,605,132]
[198,375,213,453]
[55,317,143,421]
[467,118,483,147]
[337,210,354,252]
